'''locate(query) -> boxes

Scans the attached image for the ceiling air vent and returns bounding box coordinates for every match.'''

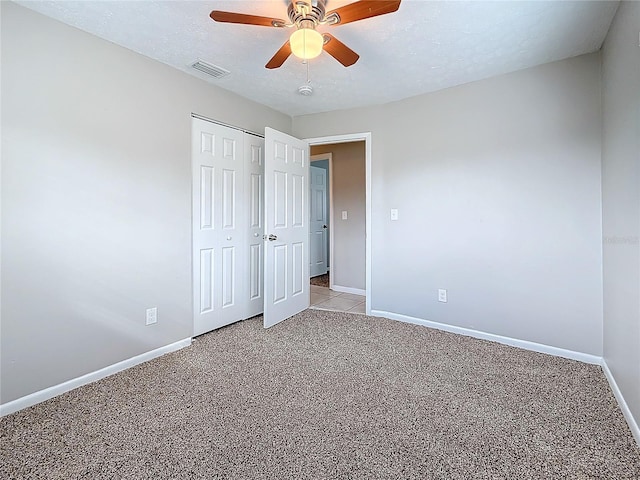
[191,60,230,79]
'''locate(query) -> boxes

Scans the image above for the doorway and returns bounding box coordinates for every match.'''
[307,137,369,314]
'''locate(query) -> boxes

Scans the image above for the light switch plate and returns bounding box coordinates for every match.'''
[390,209,399,221]
[341,211,348,220]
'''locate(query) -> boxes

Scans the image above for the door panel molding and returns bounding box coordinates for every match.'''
[309,163,328,277]
[192,118,246,335]
[244,133,265,319]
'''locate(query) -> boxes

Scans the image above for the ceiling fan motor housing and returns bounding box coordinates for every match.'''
[288,0,326,26]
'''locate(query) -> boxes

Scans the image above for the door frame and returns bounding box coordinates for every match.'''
[304,133,372,315]
[310,153,332,280]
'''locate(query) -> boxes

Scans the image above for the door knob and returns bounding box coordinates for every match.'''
[254,233,259,237]
[323,224,328,229]
[267,234,277,241]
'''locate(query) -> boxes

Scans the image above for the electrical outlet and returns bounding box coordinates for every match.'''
[438,289,448,303]
[341,210,348,220]
[146,307,158,325]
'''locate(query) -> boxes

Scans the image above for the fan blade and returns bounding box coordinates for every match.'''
[322,34,359,67]
[265,41,292,69]
[210,10,286,27]
[327,0,401,26]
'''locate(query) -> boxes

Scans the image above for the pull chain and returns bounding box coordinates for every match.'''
[298,59,314,96]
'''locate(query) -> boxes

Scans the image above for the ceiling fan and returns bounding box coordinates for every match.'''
[210,0,401,69]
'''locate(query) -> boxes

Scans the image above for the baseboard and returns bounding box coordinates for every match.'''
[601,360,640,446]
[0,338,192,417]
[331,284,366,296]
[370,310,602,365]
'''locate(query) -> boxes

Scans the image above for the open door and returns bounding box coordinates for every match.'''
[309,165,328,277]
[263,127,310,328]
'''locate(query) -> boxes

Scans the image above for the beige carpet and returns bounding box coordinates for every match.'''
[310,272,329,288]
[1,310,639,479]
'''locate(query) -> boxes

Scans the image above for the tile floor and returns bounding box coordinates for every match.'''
[309,284,366,314]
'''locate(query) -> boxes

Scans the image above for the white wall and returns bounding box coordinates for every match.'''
[0,3,291,404]
[601,1,640,434]
[295,53,603,356]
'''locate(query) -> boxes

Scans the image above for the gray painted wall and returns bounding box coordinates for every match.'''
[311,143,366,291]
[601,1,640,431]
[295,53,604,356]
[1,3,291,404]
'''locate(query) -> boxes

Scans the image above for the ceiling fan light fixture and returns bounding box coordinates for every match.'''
[289,27,323,60]
[211,0,402,69]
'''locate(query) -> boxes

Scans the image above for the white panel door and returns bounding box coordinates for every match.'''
[309,165,328,277]
[192,118,245,336]
[244,133,265,318]
[264,127,309,328]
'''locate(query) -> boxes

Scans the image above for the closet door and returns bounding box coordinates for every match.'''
[244,133,265,318]
[192,118,245,336]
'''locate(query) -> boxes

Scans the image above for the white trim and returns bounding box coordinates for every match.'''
[370,309,602,365]
[329,156,333,276]
[601,360,640,446]
[365,136,372,315]
[329,155,334,288]
[0,338,192,417]
[331,285,366,296]
[305,133,372,316]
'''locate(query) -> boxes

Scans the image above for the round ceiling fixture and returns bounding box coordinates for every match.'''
[298,84,314,96]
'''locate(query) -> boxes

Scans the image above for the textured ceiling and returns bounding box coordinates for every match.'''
[17,1,619,117]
